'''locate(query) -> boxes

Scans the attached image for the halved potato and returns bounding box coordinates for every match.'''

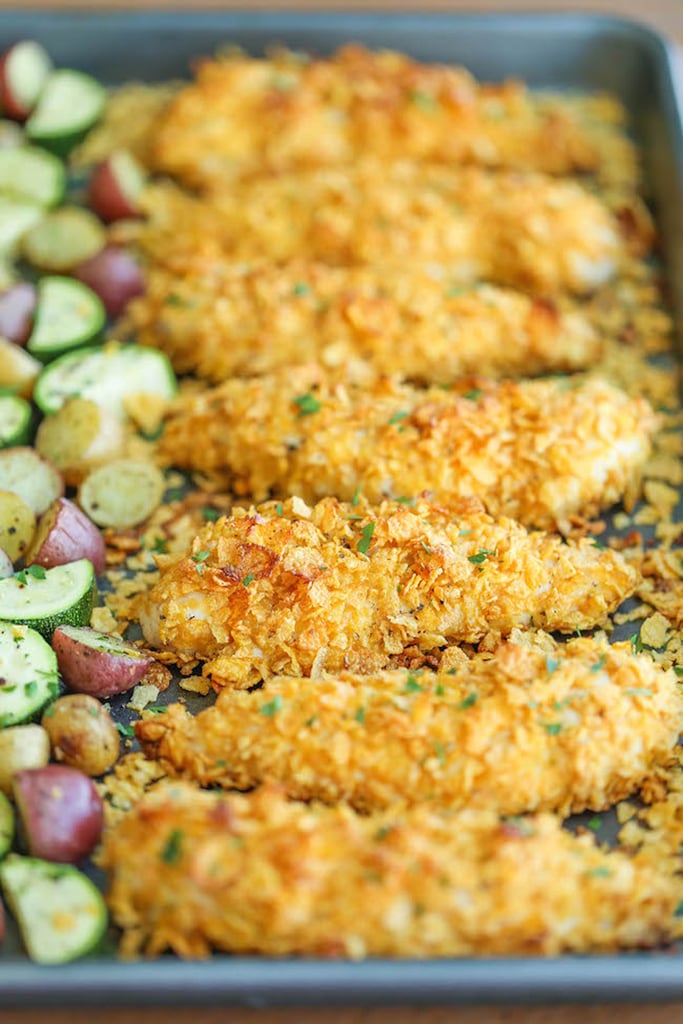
[41,694,119,776]
[78,458,164,528]
[0,447,63,515]
[0,723,50,796]
[0,337,42,397]
[0,489,35,560]
[51,625,154,699]
[25,497,105,574]
[74,245,144,319]
[0,282,36,346]
[34,396,124,486]
[21,206,106,273]
[13,765,103,863]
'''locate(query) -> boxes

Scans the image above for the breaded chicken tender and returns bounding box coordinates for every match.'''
[101,783,680,958]
[138,498,638,688]
[151,45,638,189]
[123,263,600,384]
[133,160,640,296]
[138,637,683,817]
[158,369,656,530]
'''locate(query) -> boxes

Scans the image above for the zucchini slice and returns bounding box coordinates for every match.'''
[22,208,106,274]
[0,197,42,258]
[0,393,31,447]
[25,70,106,157]
[0,146,65,208]
[34,342,177,417]
[0,558,96,639]
[0,621,59,727]
[0,854,107,963]
[0,791,14,859]
[27,277,105,362]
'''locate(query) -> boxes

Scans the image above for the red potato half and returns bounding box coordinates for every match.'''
[87,151,147,224]
[0,41,52,122]
[25,496,105,574]
[73,245,144,319]
[52,624,154,699]
[13,764,103,864]
[0,446,64,515]
[0,282,37,347]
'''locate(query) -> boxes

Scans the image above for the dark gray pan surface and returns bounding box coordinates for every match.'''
[0,8,682,1007]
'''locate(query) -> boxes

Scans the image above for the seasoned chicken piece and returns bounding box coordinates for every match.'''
[138,497,638,689]
[138,637,683,818]
[123,262,601,384]
[150,45,638,189]
[159,369,657,531]
[132,160,643,296]
[101,782,680,958]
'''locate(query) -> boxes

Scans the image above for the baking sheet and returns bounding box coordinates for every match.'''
[1,8,683,1007]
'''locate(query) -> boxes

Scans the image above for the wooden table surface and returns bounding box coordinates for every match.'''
[2,0,683,1021]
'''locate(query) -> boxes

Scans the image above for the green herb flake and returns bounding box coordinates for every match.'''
[435,683,445,696]
[275,503,284,517]
[201,507,220,522]
[675,901,683,917]
[388,410,409,426]
[463,388,483,402]
[375,825,393,842]
[545,656,560,675]
[242,573,255,587]
[25,564,46,581]
[542,722,562,736]
[674,667,683,677]
[590,537,606,549]
[433,740,446,765]
[192,549,210,564]
[24,680,37,696]
[587,815,602,832]
[260,695,283,717]
[626,687,653,697]
[587,866,611,879]
[160,828,184,864]
[293,391,322,417]
[165,293,191,307]
[292,281,311,296]
[421,540,432,555]
[405,673,424,693]
[354,706,366,724]
[629,632,644,654]
[357,521,375,556]
[165,487,184,502]
[446,285,468,298]
[396,496,415,506]
[351,485,362,507]
[590,655,607,673]
[410,89,438,111]
[151,537,169,554]
[468,549,494,565]
[304,715,317,727]
[459,692,477,710]
[115,722,134,738]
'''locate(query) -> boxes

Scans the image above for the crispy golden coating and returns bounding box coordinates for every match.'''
[101,782,679,958]
[132,160,639,296]
[138,637,683,817]
[138,497,638,689]
[158,369,657,530]
[150,45,638,189]
[123,262,601,384]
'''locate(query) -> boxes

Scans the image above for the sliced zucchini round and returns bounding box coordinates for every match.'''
[27,277,105,363]
[25,70,106,158]
[0,393,31,447]
[0,621,59,727]
[0,558,97,639]
[22,207,106,274]
[0,791,14,859]
[0,197,42,258]
[0,854,108,963]
[0,146,65,208]
[33,342,177,417]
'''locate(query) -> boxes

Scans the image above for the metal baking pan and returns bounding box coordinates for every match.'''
[1,8,683,1008]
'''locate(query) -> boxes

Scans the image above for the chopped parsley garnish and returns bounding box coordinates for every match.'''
[542,722,562,735]
[275,503,284,517]
[433,740,446,764]
[375,825,393,841]
[115,722,134,738]
[675,901,683,917]
[260,695,283,716]
[201,506,220,522]
[590,537,606,549]
[468,549,494,565]
[446,285,468,298]
[629,632,644,653]
[545,656,560,675]
[13,565,46,584]
[405,673,424,693]
[459,692,478,710]
[160,828,183,864]
[357,521,375,556]
[388,410,409,426]
[242,573,255,587]
[192,549,210,564]
[626,687,653,697]
[165,293,191,307]
[587,866,611,879]
[421,540,432,555]
[410,89,438,111]
[396,496,415,506]
[463,388,483,402]
[435,683,445,696]
[166,487,184,502]
[351,485,362,507]
[293,391,322,417]
[354,706,366,724]
[590,655,606,673]
[675,667,683,677]
[292,281,311,296]
[305,715,317,727]
[151,537,168,554]
[587,815,602,832]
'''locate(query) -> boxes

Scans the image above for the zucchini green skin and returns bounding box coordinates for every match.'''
[0,791,14,859]
[0,560,97,641]
[0,854,108,963]
[0,146,65,208]
[27,277,106,364]
[0,621,60,727]
[0,393,32,448]
[25,71,106,160]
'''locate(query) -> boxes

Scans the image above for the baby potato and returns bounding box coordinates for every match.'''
[0,489,35,561]
[41,694,119,777]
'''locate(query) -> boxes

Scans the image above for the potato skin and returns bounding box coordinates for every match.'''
[74,245,144,319]
[41,694,119,777]
[87,153,145,224]
[26,497,106,574]
[52,626,154,699]
[13,764,103,863]
[0,283,36,347]
[0,724,50,796]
